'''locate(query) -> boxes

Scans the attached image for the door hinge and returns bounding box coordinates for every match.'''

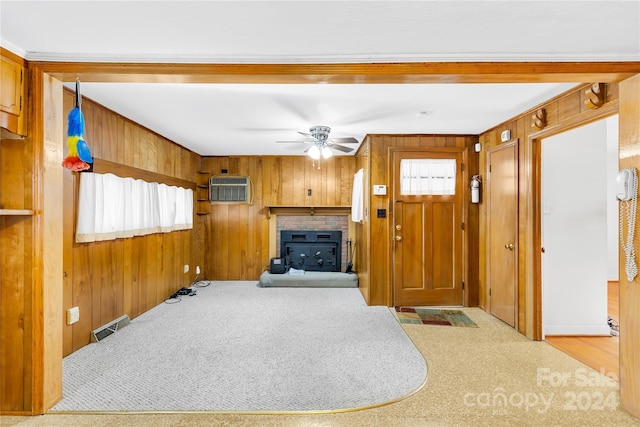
[489,164,492,173]
[461,162,465,172]
[462,281,465,290]
[461,222,465,231]
[489,288,492,296]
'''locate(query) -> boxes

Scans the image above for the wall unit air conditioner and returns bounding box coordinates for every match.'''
[209,176,250,202]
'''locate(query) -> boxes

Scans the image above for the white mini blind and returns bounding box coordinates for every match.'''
[76,172,193,243]
[400,159,457,195]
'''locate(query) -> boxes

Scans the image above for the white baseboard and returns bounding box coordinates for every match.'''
[543,324,611,337]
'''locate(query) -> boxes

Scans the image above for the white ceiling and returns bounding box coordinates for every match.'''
[1,1,638,156]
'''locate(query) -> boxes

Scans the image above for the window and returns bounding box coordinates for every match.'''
[400,159,456,195]
[76,172,193,243]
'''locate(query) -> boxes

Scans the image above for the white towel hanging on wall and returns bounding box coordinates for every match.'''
[352,168,364,222]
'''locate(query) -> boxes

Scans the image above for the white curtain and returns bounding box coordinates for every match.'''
[76,172,193,243]
[400,159,457,195]
[351,168,364,222]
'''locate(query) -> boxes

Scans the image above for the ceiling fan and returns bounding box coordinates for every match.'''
[277,125,359,159]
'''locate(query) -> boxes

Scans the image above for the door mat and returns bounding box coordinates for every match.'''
[394,307,478,327]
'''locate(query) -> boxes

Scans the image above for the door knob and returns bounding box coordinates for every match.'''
[505,243,514,250]
[396,224,402,231]
[395,235,402,241]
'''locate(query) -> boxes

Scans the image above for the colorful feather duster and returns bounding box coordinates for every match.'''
[62,80,93,171]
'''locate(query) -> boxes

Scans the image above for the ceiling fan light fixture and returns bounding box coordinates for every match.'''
[321,146,333,159]
[308,144,321,160]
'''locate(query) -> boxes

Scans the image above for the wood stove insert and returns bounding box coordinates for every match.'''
[280,230,342,272]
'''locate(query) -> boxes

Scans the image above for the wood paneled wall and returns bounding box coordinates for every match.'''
[618,75,640,419]
[0,110,35,415]
[60,90,204,357]
[201,155,356,280]
[478,83,620,338]
[0,65,66,413]
[354,135,480,306]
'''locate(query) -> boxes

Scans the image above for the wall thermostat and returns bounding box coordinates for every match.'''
[373,185,387,195]
[500,129,511,142]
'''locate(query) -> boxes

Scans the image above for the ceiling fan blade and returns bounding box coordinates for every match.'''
[328,143,354,153]
[329,137,359,144]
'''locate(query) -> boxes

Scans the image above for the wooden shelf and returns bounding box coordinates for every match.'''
[196,171,210,215]
[266,205,350,219]
[1,128,25,140]
[0,209,34,216]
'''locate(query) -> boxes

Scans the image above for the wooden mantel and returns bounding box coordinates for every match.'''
[266,205,351,219]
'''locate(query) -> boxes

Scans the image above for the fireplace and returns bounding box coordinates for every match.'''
[280,230,342,272]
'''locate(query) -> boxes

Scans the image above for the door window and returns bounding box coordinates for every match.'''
[400,158,456,195]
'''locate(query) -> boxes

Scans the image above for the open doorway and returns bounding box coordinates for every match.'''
[542,115,619,377]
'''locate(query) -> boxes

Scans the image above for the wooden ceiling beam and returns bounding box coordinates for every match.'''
[30,61,640,84]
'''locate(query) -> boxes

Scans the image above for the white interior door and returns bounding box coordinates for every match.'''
[541,116,618,336]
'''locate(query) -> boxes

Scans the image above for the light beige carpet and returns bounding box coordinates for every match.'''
[49,282,426,412]
[3,306,639,426]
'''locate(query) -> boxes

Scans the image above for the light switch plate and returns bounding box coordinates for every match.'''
[373,185,387,195]
[67,307,80,325]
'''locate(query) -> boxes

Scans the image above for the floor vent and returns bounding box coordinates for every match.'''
[91,314,131,343]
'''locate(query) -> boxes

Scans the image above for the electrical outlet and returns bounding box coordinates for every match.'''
[196,265,200,274]
[67,307,80,325]
[184,264,189,273]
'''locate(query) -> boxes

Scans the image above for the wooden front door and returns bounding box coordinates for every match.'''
[487,141,518,327]
[392,149,464,306]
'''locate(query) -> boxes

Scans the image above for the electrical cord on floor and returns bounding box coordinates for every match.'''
[163,274,209,304]
[192,274,211,288]
[164,286,197,304]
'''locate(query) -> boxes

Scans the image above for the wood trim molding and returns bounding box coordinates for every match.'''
[30,61,640,84]
[266,205,351,219]
[386,145,469,308]
[485,140,519,324]
[528,101,619,341]
[29,64,46,414]
[618,75,640,419]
